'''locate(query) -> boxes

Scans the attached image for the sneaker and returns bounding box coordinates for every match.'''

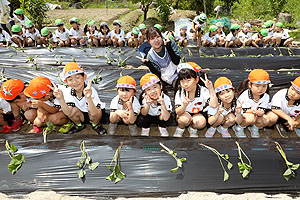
[232,125,246,138]
[66,124,86,134]
[295,129,300,137]
[31,125,43,134]
[173,127,185,137]
[141,128,150,136]
[158,127,169,137]
[1,125,13,134]
[217,126,231,138]
[11,117,23,132]
[188,127,198,138]
[248,125,260,138]
[108,123,117,135]
[205,127,216,138]
[92,124,107,135]
[128,124,138,136]
[59,121,74,133]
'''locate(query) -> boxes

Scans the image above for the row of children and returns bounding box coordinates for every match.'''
[0,62,300,137]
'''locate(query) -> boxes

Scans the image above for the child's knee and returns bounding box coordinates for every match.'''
[178,115,191,126]
[192,117,206,129]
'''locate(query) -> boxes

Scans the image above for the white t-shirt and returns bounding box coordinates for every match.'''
[175,85,210,114]
[25,28,41,40]
[86,30,99,39]
[13,14,29,26]
[55,28,70,41]
[176,32,189,40]
[98,31,113,40]
[273,29,290,40]
[0,30,11,42]
[69,27,84,38]
[271,89,300,117]
[28,98,54,107]
[226,32,236,42]
[193,16,206,30]
[141,93,172,116]
[47,32,58,43]
[238,89,270,113]
[216,31,225,38]
[208,101,236,116]
[201,32,216,43]
[238,31,252,39]
[54,85,105,112]
[0,98,11,114]
[110,95,141,115]
[111,29,125,41]
[267,28,274,37]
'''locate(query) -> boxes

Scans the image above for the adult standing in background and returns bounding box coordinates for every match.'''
[0,0,15,35]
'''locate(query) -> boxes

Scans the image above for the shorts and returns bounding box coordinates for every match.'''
[136,114,174,128]
[0,41,8,45]
[82,112,91,124]
[279,38,287,47]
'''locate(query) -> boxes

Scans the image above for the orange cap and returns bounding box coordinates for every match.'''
[291,76,300,92]
[24,77,51,98]
[63,62,84,80]
[177,62,202,73]
[214,77,233,93]
[248,69,270,84]
[117,75,136,89]
[140,73,160,90]
[0,79,24,100]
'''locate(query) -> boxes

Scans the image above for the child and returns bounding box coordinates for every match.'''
[13,8,29,26]
[98,22,112,46]
[137,73,173,137]
[0,27,11,47]
[233,69,271,138]
[238,23,253,47]
[109,75,140,136]
[23,76,67,133]
[50,62,106,134]
[225,24,241,48]
[54,19,70,47]
[215,22,226,47]
[201,25,217,47]
[111,20,125,47]
[174,62,217,137]
[10,24,25,47]
[126,27,140,48]
[24,20,41,47]
[176,24,189,47]
[40,27,58,47]
[84,20,99,47]
[205,77,238,138]
[267,76,300,136]
[69,17,86,47]
[0,79,27,132]
[251,29,270,48]
[138,23,147,44]
[192,13,207,46]
[272,22,293,47]
[0,98,15,133]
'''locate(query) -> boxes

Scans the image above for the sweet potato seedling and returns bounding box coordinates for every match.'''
[5,141,25,175]
[275,142,299,181]
[43,121,56,143]
[199,143,233,182]
[159,142,187,172]
[235,141,252,179]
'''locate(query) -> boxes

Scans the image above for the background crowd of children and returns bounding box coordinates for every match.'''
[0,9,294,48]
[0,61,300,138]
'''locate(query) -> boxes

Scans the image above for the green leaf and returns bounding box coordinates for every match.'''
[291,164,299,170]
[78,169,86,178]
[283,168,292,177]
[7,164,17,175]
[227,162,233,170]
[242,169,250,179]
[86,156,91,165]
[107,165,111,170]
[176,159,183,168]
[10,144,17,153]
[224,154,229,160]
[10,158,23,166]
[171,167,179,172]
[88,162,99,171]
[14,154,25,163]
[76,161,82,169]
[224,171,229,182]
[180,157,187,162]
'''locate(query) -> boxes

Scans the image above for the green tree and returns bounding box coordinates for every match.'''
[268,0,287,17]
[131,0,153,21]
[156,0,172,25]
[19,0,48,30]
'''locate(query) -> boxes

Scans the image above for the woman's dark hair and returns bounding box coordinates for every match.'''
[146,27,162,41]
[99,23,110,35]
[237,79,270,97]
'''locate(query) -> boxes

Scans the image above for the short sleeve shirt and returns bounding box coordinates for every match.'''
[273,29,290,40]
[141,93,172,116]
[111,29,125,41]
[271,89,300,117]
[0,30,11,42]
[13,14,29,25]
[110,95,141,115]
[238,89,270,112]
[238,31,252,39]
[175,85,210,114]
[55,28,70,41]
[193,17,206,30]
[226,32,236,42]
[25,28,41,40]
[0,98,11,114]
[201,32,216,42]
[69,27,84,38]
[216,31,225,38]
[86,30,99,39]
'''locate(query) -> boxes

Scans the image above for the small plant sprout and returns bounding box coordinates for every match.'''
[187,48,193,56]
[159,142,186,172]
[25,55,39,70]
[0,68,10,82]
[5,141,25,175]
[229,49,236,57]
[106,141,126,184]
[275,142,300,181]
[92,69,103,84]
[235,141,252,179]
[43,121,56,143]
[76,140,100,179]
[199,143,233,182]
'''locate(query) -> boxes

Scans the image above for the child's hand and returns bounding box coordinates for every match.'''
[236,101,243,114]
[83,80,92,98]
[218,102,224,114]
[125,96,133,110]
[256,108,265,117]
[31,100,43,108]
[48,84,64,100]
[157,92,164,105]
[182,93,190,106]
[200,74,213,90]
[286,119,298,130]
[145,94,153,105]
